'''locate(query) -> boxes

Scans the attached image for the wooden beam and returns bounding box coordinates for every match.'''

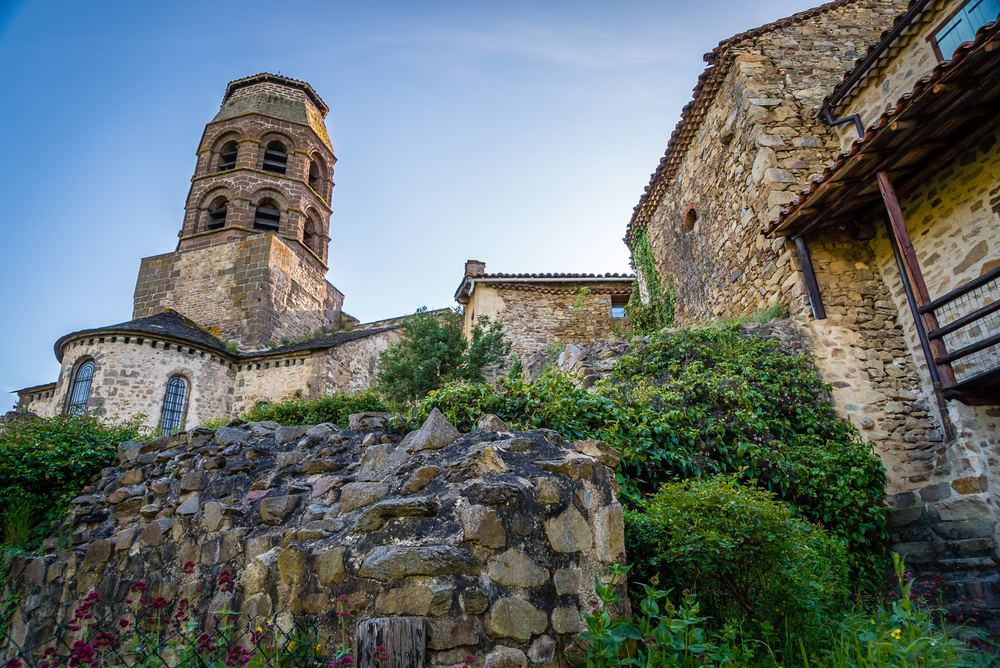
[794,236,827,320]
[877,171,956,386]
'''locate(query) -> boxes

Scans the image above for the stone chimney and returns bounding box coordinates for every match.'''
[465,260,486,277]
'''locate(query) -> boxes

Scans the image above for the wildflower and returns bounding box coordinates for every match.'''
[890,628,902,640]
[130,582,148,593]
[182,561,196,574]
[257,627,263,633]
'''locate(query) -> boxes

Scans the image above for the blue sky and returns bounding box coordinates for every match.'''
[0,0,825,399]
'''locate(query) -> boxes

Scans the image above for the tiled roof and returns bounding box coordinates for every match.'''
[624,0,867,245]
[455,272,634,303]
[765,16,1000,236]
[222,73,328,115]
[54,310,231,362]
[240,326,400,359]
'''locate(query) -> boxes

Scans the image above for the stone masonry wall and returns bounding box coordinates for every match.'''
[133,235,342,350]
[1,410,626,668]
[465,284,632,362]
[640,0,907,324]
[52,337,236,430]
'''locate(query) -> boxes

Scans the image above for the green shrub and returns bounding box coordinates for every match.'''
[376,307,510,405]
[241,390,391,427]
[624,229,675,335]
[625,474,850,646]
[418,324,888,584]
[0,413,147,548]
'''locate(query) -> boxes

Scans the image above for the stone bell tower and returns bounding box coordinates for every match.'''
[132,74,344,349]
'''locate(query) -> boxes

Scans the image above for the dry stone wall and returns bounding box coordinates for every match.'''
[2,411,625,668]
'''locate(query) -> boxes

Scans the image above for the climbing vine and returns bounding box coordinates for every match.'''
[625,229,675,334]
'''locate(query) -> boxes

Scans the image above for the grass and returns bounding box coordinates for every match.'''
[713,301,789,328]
[2,497,37,547]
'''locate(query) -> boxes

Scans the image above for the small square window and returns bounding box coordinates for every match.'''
[611,305,626,318]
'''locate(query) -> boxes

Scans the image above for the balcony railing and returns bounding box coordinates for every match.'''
[921,265,1000,405]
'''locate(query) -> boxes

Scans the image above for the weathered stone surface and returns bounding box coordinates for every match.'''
[315,547,346,585]
[296,520,341,540]
[374,584,454,616]
[528,636,556,665]
[401,466,440,494]
[462,591,490,615]
[176,494,201,516]
[117,441,142,462]
[275,425,310,445]
[427,618,478,650]
[359,443,393,474]
[340,482,389,513]
[302,459,346,474]
[552,607,583,634]
[409,408,461,452]
[259,495,300,524]
[348,412,391,431]
[202,502,226,532]
[215,427,250,446]
[81,540,112,570]
[554,568,581,596]
[486,598,548,641]
[484,646,528,668]
[488,549,548,588]
[462,505,506,548]
[536,479,562,504]
[277,451,307,470]
[574,440,621,469]
[535,454,595,480]
[139,519,173,547]
[180,471,209,493]
[277,546,309,585]
[544,506,593,553]
[311,475,341,498]
[358,545,478,581]
[477,414,512,433]
[356,497,437,531]
[594,504,625,562]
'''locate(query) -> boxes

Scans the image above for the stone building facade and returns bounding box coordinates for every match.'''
[628,0,1000,607]
[12,75,406,430]
[454,261,634,362]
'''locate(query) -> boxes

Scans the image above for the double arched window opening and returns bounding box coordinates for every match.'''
[67,359,94,415]
[207,197,228,230]
[159,376,189,434]
[262,141,288,175]
[254,198,281,232]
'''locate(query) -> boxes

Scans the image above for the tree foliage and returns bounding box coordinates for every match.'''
[417,324,888,584]
[376,308,510,404]
[241,390,391,427]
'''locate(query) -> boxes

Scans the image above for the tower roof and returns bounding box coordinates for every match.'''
[222,73,328,115]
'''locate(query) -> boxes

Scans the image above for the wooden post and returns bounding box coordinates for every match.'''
[356,618,425,668]
[876,171,956,386]
[793,236,827,320]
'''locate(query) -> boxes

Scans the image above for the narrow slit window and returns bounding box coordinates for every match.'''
[308,161,321,192]
[254,199,281,232]
[207,198,228,230]
[218,141,238,171]
[67,360,94,415]
[159,376,188,434]
[262,141,288,175]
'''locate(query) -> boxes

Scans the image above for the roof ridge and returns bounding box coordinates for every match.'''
[624,0,869,245]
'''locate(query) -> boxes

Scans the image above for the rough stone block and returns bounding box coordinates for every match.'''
[462,505,506,548]
[485,598,548,642]
[544,506,593,554]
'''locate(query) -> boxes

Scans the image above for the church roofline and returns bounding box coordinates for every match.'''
[222,73,329,116]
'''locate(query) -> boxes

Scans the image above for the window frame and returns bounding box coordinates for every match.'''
[928,0,1000,61]
[610,295,629,319]
[66,358,95,415]
[158,376,189,434]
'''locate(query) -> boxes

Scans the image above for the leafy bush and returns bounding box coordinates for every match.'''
[418,324,888,583]
[624,229,675,335]
[625,474,850,646]
[0,413,147,548]
[376,307,510,404]
[241,390,391,427]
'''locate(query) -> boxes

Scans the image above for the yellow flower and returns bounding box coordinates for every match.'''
[890,628,902,640]
[257,627,263,633]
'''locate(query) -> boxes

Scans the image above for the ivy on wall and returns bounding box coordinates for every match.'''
[626,228,675,334]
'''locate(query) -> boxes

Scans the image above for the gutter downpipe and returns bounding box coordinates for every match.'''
[820,0,935,133]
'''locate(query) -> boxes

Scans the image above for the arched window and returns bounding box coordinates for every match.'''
[67,360,94,415]
[159,376,188,434]
[262,141,287,175]
[303,216,321,254]
[218,141,238,171]
[253,198,281,232]
[308,159,322,192]
[683,207,698,232]
[207,197,228,230]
